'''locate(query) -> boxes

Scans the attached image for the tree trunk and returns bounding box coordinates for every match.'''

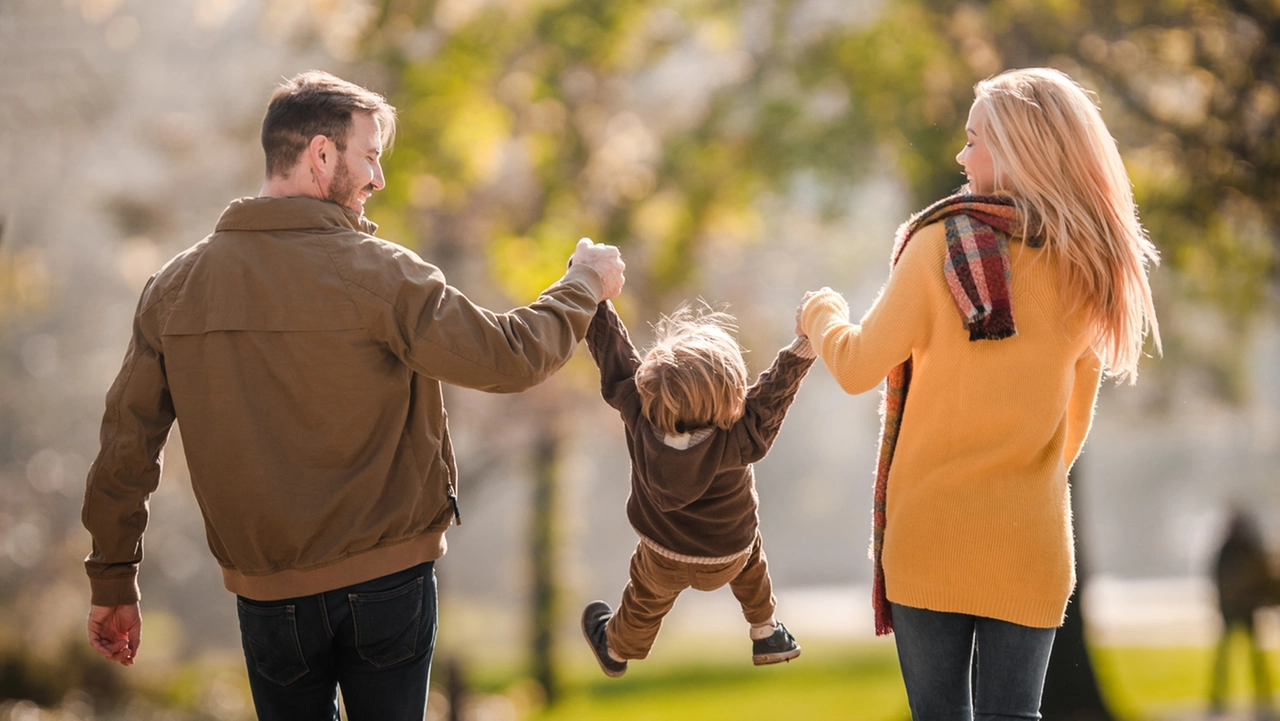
[1041,461,1114,720]
[442,656,467,721]
[530,422,561,705]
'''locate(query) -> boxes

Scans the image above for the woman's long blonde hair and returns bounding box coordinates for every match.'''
[975,68,1161,382]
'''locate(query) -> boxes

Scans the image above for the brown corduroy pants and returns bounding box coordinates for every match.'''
[605,531,777,660]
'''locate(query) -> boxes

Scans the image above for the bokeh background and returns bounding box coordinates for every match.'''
[1,0,1278,719]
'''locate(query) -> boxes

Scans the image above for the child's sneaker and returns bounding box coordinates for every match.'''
[581,601,627,678]
[752,621,801,665]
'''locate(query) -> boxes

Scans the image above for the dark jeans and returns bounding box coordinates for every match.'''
[892,602,1056,721]
[237,562,437,721]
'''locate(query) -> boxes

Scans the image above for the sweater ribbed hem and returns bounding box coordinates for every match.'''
[639,534,753,565]
[885,577,1068,629]
[222,531,448,601]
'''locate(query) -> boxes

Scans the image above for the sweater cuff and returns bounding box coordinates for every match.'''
[89,574,141,607]
[787,336,817,359]
[800,289,850,340]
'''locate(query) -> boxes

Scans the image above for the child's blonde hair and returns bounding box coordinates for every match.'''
[973,67,1161,382]
[635,303,748,436]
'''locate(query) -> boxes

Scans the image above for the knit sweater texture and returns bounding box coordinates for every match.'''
[586,301,815,558]
[800,221,1102,628]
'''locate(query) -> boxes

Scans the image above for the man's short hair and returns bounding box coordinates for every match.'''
[261,70,397,177]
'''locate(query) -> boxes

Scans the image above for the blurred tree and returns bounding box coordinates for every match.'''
[1040,463,1113,721]
[0,226,50,326]
[529,410,563,704]
[0,638,127,713]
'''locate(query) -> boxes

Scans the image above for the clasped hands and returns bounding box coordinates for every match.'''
[569,238,626,301]
[796,288,834,339]
[572,238,830,338]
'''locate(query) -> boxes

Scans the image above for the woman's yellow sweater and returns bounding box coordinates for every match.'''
[801,221,1102,628]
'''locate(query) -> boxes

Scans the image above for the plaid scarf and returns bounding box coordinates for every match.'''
[872,193,1027,635]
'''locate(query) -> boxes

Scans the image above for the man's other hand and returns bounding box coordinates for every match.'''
[570,238,626,300]
[88,603,141,666]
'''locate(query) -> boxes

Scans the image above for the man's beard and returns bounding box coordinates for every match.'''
[326,155,363,212]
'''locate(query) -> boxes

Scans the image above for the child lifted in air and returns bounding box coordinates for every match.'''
[580,299,815,677]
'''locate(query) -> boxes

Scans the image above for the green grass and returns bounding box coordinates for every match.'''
[528,638,909,721]
[460,638,1280,721]
[1094,643,1280,719]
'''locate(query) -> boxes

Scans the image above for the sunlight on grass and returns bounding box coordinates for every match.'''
[1096,643,1280,719]
[476,638,1280,721]
[529,638,909,721]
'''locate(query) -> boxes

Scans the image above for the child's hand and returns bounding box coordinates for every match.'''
[795,290,817,338]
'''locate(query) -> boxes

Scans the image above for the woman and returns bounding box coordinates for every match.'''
[797,68,1160,718]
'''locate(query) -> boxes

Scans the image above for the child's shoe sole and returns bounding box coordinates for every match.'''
[581,601,628,678]
[753,646,801,666]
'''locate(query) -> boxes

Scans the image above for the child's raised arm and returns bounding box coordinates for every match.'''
[738,336,817,463]
[585,301,644,411]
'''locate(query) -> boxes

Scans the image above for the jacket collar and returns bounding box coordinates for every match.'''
[215,196,379,236]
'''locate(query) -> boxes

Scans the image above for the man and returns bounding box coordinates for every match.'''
[1209,510,1274,716]
[81,70,625,721]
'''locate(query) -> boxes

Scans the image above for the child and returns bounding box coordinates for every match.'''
[580,299,815,677]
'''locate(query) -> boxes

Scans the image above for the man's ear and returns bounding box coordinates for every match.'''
[306,134,334,178]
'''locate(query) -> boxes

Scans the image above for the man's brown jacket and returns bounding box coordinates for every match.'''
[83,196,603,605]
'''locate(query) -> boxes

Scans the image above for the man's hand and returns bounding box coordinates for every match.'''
[88,603,141,666]
[570,238,626,301]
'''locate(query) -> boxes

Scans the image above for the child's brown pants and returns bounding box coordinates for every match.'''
[605,531,777,660]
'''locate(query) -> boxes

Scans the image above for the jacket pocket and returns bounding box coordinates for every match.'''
[349,577,425,668]
[236,600,309,685]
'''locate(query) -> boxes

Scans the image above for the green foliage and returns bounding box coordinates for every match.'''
[0,638,127,712]
[364,0,896,311]
[365,0,1278,339]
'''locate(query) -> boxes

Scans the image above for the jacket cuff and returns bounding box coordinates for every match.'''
[89,575,141,607]
[562,263,606,303]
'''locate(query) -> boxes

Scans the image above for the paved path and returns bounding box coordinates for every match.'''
[662,576,1280,648]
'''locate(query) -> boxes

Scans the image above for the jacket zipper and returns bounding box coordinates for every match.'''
[447,484,462,525]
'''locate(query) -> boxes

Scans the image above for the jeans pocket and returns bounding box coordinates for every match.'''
[236,600,309,686]
[350,576,424,668]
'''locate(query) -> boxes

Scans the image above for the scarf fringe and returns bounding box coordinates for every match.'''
[968,309,1017,341]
